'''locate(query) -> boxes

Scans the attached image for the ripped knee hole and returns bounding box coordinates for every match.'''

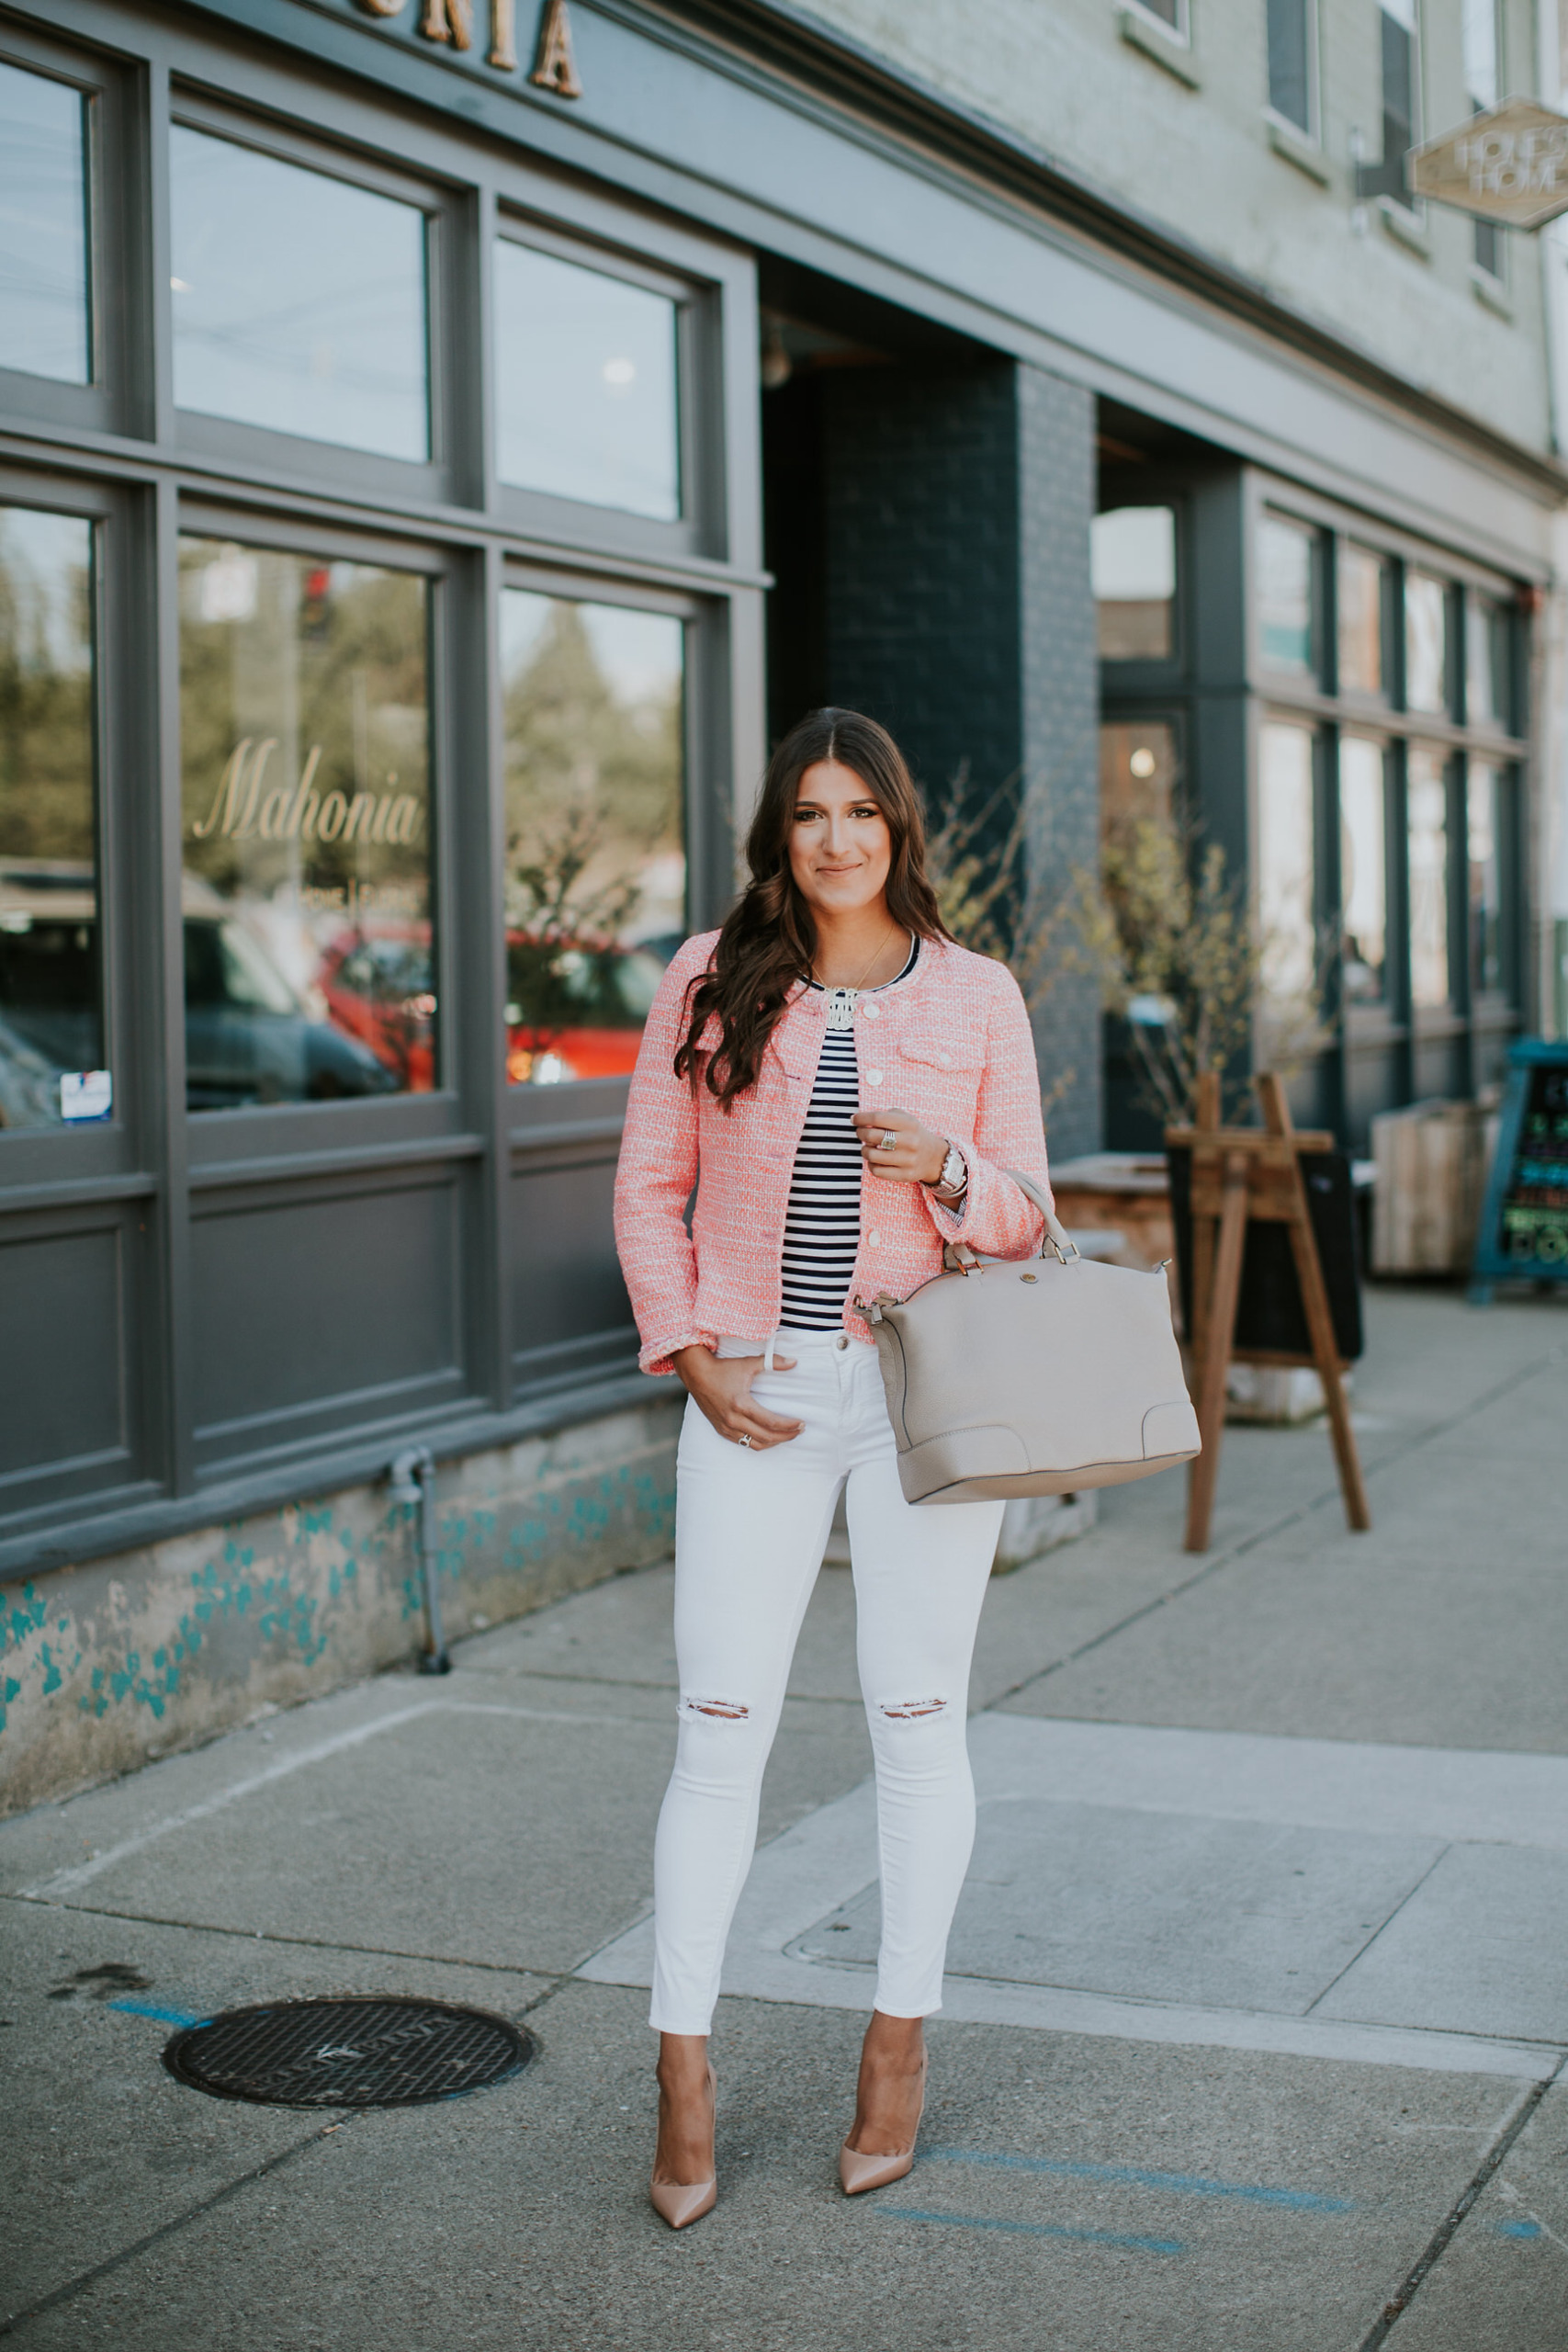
[681,1695,750,1721]
[879,1696,947,1721]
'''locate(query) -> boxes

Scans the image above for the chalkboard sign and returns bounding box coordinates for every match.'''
[1469,1039,1568,1300]
[1168,1145,1364,1363]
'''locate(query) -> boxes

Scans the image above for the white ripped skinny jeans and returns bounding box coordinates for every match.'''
[649,1329,1005,2036]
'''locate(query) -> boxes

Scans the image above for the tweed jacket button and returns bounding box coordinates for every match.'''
[861,1001,879,1019]
[867,1069,883,1085]
[868,1228,882,1246]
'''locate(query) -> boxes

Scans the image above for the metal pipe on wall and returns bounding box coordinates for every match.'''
[389,1446,451,1675]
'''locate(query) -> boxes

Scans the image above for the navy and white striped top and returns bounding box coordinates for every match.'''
[778,937,919,1332]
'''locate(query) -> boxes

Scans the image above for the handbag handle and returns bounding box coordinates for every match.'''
[939,1170,1078,1273]
[1005,1170,1081,1266]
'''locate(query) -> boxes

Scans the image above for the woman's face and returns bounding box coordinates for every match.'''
[787,760,894,919]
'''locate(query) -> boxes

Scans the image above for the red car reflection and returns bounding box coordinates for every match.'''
[504,932,671,1086]
[320,933,436,1092]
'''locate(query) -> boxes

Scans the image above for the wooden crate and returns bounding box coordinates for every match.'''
[1371,1101,1491,1274]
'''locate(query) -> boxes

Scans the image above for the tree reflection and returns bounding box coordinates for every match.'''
[502,597,683,1080]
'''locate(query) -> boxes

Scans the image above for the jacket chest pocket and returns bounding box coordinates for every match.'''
[894,1031,986,1116]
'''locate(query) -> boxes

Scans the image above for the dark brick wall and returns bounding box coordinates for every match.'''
[805,356,1101,1156]
[1018,364,1101,1159]
[819,361,1022,813]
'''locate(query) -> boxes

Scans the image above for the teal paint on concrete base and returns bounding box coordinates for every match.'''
[0,1396,682,1816]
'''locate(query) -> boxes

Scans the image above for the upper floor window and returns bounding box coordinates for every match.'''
[170,127,430,464]
[495,239,681,521]
[1267,0,1316,136]
[1462,0,1504,277]
[1368,0,1420,207]
[1129,0,1189,37]
[1092,506,1175,660]
[0,61,90,384]
[1258,514,1316,675]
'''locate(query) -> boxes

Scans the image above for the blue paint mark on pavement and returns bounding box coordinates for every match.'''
[1493,2219,1542,2238]
[925,2148,1353,2213]
[877,2207,1185,2255]
[108,1999,206,2029]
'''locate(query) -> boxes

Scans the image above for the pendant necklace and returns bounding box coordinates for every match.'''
[815,927,905,1033]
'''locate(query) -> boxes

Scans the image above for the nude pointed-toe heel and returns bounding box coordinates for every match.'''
[839,2053,927,2197]
[649,2176,717,2230]
[838,2142,915,2197]
[650,2061,717,2230]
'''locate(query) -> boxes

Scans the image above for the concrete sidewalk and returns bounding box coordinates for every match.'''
[4,1286,1566,2350]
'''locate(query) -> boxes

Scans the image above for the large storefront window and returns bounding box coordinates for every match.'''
[0,61,90,384]
[500,589,683,1084]
[1407,745,1450,1008]
[1092,507,1175,660]
[495,241,680,519]
[1468,762,1505,998]
[1258,718,1317,1041]
[170,128,429,462]
[1338,737,1387,1004]
[179,538,433,1111]
[0,504,98,1130]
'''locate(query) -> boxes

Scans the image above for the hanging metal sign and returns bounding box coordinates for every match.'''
[1407,96,1568,229]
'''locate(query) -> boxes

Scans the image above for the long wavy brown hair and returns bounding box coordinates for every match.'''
[675,708,952,1107]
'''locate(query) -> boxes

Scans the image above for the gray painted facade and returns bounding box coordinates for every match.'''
[0,0,1560,1805]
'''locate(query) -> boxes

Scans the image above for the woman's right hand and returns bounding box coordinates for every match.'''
[671,1345,803,1450]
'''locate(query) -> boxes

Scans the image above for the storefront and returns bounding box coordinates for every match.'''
[0,0,1556,1799]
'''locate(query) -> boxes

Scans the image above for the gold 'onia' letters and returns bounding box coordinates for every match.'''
[355,0,578,89]
[190,741,424,847]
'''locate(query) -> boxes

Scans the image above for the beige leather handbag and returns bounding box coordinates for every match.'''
[867,1172,1201,1506]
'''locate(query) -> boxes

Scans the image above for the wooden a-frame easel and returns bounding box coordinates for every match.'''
[1168,1071,1371,1554]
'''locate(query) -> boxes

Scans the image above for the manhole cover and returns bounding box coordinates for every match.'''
[163,1996,534,2109]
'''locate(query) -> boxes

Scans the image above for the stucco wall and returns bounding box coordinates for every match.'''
[797,0,1551,456]
[0,1395,682,1817]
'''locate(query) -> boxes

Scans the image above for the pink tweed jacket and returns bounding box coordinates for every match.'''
[614,930,1053,1374]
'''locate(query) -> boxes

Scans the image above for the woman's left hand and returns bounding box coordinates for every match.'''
[852,1104,949,1186]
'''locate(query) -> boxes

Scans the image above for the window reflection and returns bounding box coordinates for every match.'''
[1092,508,1175,660]
[1407,746,1450,1008]
[1099,719,1177,838]
[1258,719,1317,1036]
[501,590,684,1085]
[1258,516,1315,674]
[0,506,99,1130]
[0,62,89,384]
[1468,763,1504,998]
[179,539,433,1111]
[170,128,429,463]
[495,242,680,520]
[1338,737,1387,1005]
[1337,544,1385,697]
[1404,572,1449,713]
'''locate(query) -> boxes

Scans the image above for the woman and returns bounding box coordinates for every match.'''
[614,707,1051,2229]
